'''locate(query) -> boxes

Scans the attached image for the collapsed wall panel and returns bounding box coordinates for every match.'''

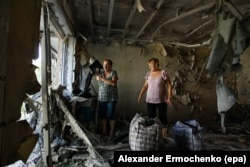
[0,0,42,166]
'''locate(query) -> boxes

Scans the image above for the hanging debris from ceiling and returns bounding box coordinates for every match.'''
[136,0,146,13]
[206,1,250,78]
[205,0,250,134]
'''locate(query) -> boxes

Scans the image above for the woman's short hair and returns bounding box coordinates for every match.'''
[148,58,159,66]
[104,59,113,66]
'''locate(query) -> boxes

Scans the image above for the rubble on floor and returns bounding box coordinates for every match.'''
[7,93,250,167]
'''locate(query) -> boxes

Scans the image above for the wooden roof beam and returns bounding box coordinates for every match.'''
[107,0,115,37]
[152,2,215,39]
[135,0,164,39]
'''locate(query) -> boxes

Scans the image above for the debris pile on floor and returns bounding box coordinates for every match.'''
[7,92,250,167]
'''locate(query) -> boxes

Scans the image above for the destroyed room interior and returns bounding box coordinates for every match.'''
[1,0,250,166]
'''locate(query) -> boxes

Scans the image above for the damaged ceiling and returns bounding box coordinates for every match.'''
[3,1,250,166]
[47,0,250,46]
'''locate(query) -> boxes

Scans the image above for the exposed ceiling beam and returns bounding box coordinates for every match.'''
[122,1,138,38]
[185,19,214,37]
[86,0,94,36]
[94,25,123,32]
[107,0,115,37]
[135,0,164,39]
[152,2,215,39]
[164,38,211,47]
[224,0,244,21]
[89,35,211,47]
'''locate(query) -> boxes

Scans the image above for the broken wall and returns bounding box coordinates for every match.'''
[237,47,250,105]
[0,0,41,166]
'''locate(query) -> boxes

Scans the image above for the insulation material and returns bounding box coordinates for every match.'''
[217,13,236,44]
[234,20,250,55]
[232,20,250,70]
[216,76,237,113]
[205,34,229,77]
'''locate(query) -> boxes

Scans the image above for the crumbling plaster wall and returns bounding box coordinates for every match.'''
[85,41,238,125]
[237,47,250,105]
